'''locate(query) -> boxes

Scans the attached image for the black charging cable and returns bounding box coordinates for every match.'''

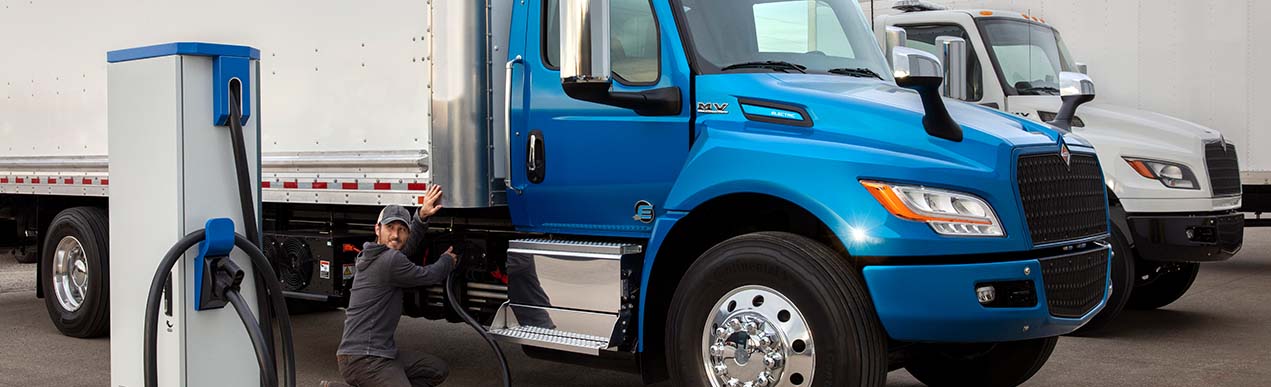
[444,261,512,387]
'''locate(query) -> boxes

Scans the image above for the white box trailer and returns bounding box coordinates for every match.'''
[0,0,515,338]
[0,0,516,207]
[862,0,1271,215]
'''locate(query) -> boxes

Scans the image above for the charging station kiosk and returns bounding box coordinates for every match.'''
[107,43,263,387]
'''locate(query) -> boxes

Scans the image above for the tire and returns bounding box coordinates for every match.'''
[904,336,1058,387]
[40,207,110,338]
[1127,261,1200,310]
[665,232,887,387]
[1069,229,1134,335]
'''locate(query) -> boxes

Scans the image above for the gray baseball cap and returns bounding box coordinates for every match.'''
[377,205,412,227]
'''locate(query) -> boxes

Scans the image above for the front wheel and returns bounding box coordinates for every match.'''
[904,337,1058,387]
[665,232,887,387]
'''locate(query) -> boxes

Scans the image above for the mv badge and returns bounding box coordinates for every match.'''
[697,102,729,114]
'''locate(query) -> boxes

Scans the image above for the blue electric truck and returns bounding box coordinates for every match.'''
[0,0,1110,386]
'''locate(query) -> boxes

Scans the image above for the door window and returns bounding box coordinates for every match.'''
[543,0,660,84]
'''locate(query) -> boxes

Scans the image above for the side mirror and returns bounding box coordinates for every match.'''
[893,47,962,142]
[560,0,612,95]
[558,0,680,116]
[1075,62,1088,75]
[1050,71,1096,131]
[884,26,907,67]
[935,36,967,100]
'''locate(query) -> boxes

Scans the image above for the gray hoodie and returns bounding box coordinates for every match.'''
[336,214,455,359]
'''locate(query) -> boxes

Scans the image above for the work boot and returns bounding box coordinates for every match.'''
[320,380,352,387]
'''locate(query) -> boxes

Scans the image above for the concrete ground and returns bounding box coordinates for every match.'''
[1,228,1269,386]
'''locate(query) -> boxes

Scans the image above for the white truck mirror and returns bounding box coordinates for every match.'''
[1059,71,1096,97]
[935,36,968,101]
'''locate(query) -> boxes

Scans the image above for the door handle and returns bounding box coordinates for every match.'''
[528,132,539,172]
[505,56,524,194]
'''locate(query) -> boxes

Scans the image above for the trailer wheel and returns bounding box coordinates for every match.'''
[1069,229,1134,335]
[665,232,886,387]
[904,336,1057,387]
[40,207,110,338]
[1127,261,1199,310]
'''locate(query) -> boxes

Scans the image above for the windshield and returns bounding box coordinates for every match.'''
[979,19,1077,95]
[677,0,891,79]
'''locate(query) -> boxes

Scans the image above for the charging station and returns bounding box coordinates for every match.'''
[107,42,265,387]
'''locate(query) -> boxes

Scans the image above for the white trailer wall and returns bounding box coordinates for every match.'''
[863,0,1271,178]
[0,0,431,157]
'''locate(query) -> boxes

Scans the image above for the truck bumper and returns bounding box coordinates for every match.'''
[1127,212,1243,262]
[862,246,1109,343]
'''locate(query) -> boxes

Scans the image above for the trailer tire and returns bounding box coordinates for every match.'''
[1069,229,1134,335]
[904,336,1057,387]
[1127,261,1199,310]
[40,207,110,338]
[665,232,886,387]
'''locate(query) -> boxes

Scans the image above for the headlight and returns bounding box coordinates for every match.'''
[1124,158,1199,190]
[860,181,1004,237]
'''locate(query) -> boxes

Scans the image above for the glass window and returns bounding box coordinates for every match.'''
[544,0,660,84]
[979,19,1075,95]
[677,0,890,79]
[902,24,983,101]
[754,1,855,58]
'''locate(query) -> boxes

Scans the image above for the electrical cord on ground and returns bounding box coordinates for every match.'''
[143,232,297,387]
[445,266,512,387]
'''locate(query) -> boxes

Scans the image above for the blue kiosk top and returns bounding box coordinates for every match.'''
[107,42,260,63]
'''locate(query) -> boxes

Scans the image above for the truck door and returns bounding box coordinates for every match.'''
[507,0,691,237]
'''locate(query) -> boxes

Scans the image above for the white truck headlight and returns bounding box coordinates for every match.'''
[861,181,1004,237]
[1124,158,1199,190]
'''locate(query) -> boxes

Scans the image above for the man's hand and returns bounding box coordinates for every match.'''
[419,185,444,219]
[442,246,458,266]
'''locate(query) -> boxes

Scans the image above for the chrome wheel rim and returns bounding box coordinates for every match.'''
[52,236,89,312]
[702,285,814,387]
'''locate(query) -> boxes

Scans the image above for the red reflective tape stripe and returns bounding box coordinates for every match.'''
[17,178,26,183]
[342,182,359,190]
[0,178,7,183]
[64,178,74,184]
[312,182,328,189]
[407,183,427,191]
[101,179,109,185]
[261,181,271,188]
[283,181,299,189]
[35,178,43,184]
[373,182,392,190]
[82,178,92,185]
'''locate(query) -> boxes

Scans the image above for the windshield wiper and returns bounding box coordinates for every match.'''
[721,61,807,74]
[827,67,883,80]
[1017,86,1060,95]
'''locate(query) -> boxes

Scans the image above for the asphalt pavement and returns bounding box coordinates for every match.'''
[1,228,1269,386]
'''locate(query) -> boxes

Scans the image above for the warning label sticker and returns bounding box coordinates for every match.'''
[343,264,355,280]
[319,260,331,279]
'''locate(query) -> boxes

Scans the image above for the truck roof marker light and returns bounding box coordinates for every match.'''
[980,11,993,16]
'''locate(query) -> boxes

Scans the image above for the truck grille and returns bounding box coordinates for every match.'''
[1040,247,1109,318]
[1017,153,1107,245]
[1204,142,1241,197]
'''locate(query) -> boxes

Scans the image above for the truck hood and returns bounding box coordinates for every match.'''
[727,74,1074,161]
[1007,95,1224,155]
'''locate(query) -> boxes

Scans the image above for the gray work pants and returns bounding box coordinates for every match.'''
[336,351,449,387]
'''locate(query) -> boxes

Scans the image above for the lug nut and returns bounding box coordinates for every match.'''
[755,372,772,387]
[728,319,742,330]
[759,335,774,348]
[711,344,726,357]
[714,363,729,376]
[743,321,759,334]
[725,377,741,387]
[763,353,784,368]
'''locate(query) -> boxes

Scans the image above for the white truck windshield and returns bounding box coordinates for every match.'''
[980,19,1077,96]
[677,0,891,79]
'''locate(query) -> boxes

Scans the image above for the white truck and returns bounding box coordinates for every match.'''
[875,1,1246,332]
